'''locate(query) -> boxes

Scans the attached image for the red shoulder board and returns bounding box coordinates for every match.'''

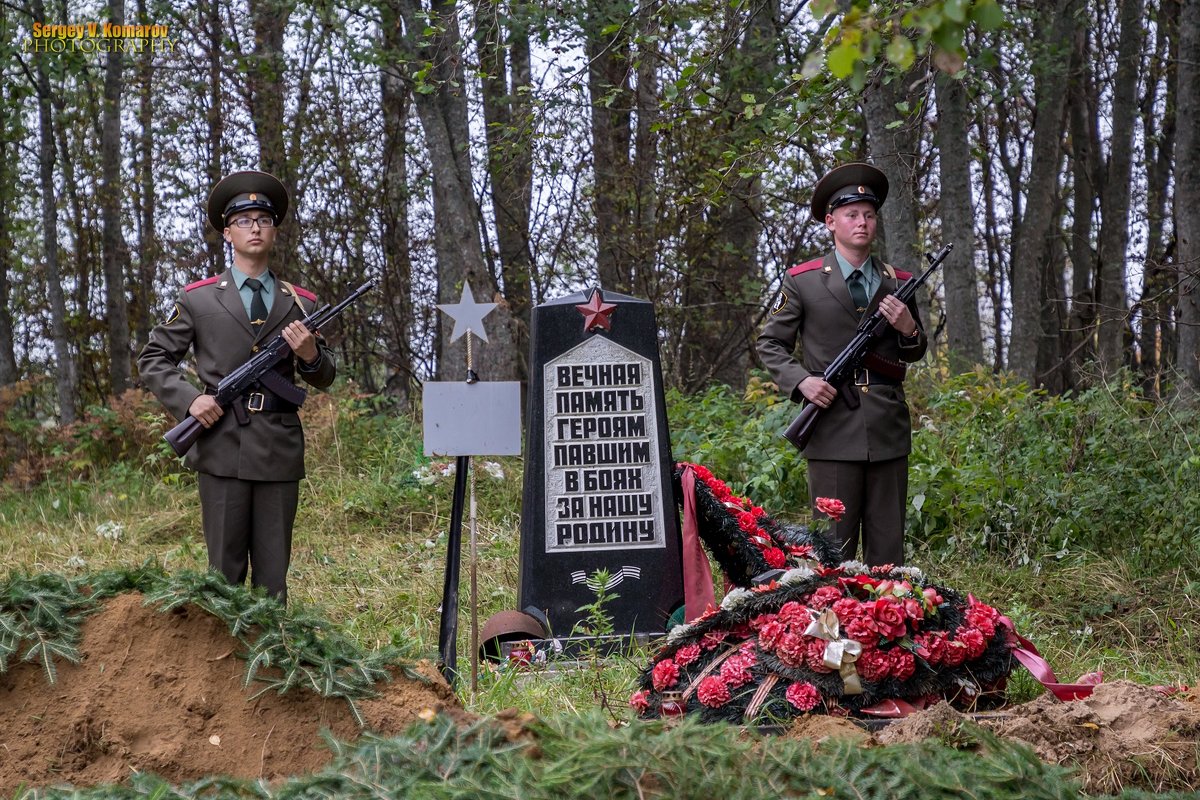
[184,275,220,292]
[787,259,824,276]
[894,269,913,280]
[292,285,317,303]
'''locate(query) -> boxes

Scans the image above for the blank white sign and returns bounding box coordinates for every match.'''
[422,381,522,456]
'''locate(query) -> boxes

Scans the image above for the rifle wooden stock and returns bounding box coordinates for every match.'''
[164,414,208,458]
[781,401,820,451]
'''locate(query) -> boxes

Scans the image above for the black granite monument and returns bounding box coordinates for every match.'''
[518,287,684,640]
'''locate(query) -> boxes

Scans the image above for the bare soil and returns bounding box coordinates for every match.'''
[786,682,1200,794]
[0,593,471,794]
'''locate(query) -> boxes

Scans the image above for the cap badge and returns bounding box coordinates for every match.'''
[857,185,866,193]
[249,193,257,201]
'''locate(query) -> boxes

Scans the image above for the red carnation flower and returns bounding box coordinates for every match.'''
[857,647,892,682]
[738,641,759,665]
[737,511,758,532]
[785,681,821,712]
[872,596,908,640]
[674,643,702,667]
[777,632,807,667]
[629,689,650,713]
[720,655,754,688]
[965,609,996,639]
[763,547,786,568]
[916,631,947,666]
[889,648,916,681]
[814,496,846,521]
[942,639,968,667]
[967,595,1000,622]
[778,601,809,626]
[832,597,861,621]
[804,636,835,673]
[652,658,680,691]
[757,619,786,650]
[957,626,988,660]
[696,676,731,708]
[843,613,879,648]
[807,585,844,610]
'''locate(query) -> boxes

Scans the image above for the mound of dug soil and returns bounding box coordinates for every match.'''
[798,682,1200,794]
[0,594,470,794]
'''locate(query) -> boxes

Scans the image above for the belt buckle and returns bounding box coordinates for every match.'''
[853,368,870,387]
[247,392,265,413]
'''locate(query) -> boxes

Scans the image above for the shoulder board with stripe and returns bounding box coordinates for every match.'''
[292,285,317,303]
[184,275,220,292]
[787,259,824,276]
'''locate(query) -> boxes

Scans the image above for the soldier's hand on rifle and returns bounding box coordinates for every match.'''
[188,394,225,428]
[799,376,837,408]
[283,321,319,363]
[879,295,918,338]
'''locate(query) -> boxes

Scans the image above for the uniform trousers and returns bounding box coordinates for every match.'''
[807,456,907,566]
[197,473,299,603]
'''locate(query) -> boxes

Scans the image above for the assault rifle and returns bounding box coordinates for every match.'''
[781,244,952,452]
[164,279,377,457]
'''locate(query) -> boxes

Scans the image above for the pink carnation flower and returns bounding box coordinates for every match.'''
[673,643,702,667]
[776,632,806,667]
[807,585,844,610]
[720,655,754,688]
[757,619,786,650]
[804,636,835,673]
[652,658,680,691]
[889,648,916,681]
[957,625,988,660]
[785,681,821,711]
[629,689,650,713]
[857,647,892,682]
[696,676,731,708]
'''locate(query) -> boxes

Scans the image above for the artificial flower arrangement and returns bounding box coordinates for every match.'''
[674,462,842,583]
[633,463,1014,724]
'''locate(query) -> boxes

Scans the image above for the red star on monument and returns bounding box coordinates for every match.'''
[576,287,617,333]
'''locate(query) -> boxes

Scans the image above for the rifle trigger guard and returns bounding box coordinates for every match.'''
[853,368,870,387]
[246,392,265,413]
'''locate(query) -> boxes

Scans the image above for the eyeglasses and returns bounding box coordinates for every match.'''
[229,216,275,229]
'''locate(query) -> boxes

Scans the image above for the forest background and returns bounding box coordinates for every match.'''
[1,0,1198,421]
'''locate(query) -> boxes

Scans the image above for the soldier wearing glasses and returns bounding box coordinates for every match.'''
[138,171,336,603]
[757,163,927,566]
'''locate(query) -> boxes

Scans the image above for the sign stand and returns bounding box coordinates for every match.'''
[426,283,521,691]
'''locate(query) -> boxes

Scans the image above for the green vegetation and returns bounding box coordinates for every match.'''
[21,714,1097,800]
[2,372,1199,796]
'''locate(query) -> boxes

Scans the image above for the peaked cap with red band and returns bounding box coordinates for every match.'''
[207,170,290,232]
[810,162,889,222]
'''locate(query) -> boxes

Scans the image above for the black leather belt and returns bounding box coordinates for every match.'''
[852,368,902,387]
[242,391,299,413]
[204,387,299,414]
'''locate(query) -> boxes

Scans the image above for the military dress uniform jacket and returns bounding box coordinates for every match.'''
[757,250,927,462]
[138,269,336,481]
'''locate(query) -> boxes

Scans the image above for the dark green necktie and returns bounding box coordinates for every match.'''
[847,269,869,312]
[244,278,268,326]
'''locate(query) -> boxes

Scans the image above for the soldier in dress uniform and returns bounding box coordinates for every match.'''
[757,163,927,566]
[138,170,336,603]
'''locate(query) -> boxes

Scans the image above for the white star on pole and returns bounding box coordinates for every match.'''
[437,282,498,343]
